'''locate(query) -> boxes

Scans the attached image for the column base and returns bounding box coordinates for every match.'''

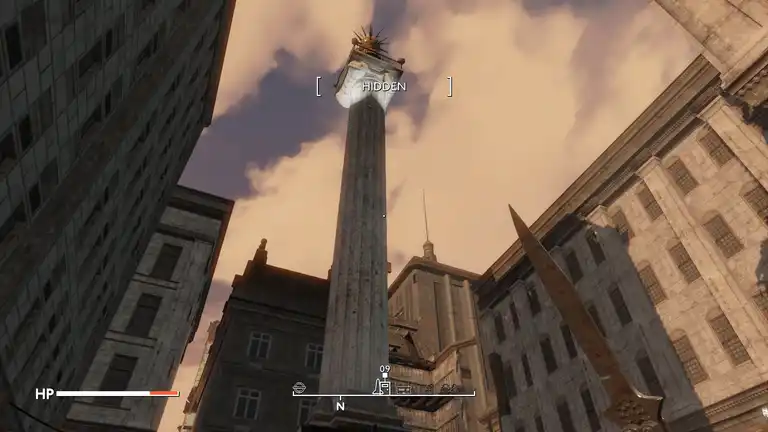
[302,395,408,432]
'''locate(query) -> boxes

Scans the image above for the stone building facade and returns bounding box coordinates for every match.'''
[190,241,496,432]
[0,0,235,430]
[180,320,220,432]
[63,186,233,431]
[387,242,500,432]
[191,242,332,432]
[474,55,768,431]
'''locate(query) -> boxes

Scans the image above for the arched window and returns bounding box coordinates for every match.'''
[666,158,698,196]
[637,182,663,221]
[670,330,708,384]
[637,262,666,305]
[702,211,743,258]
[706,308,750,365]
[741,181,768,225]
[698,126,734,167]
[667,240,700,283]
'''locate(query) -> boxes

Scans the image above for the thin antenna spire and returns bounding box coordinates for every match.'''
[422,190,437,261]
[422,189,430,242]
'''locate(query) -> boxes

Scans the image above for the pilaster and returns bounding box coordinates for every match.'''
[637,157,768,369]
[443,274,457,346]
[699,96,768,190]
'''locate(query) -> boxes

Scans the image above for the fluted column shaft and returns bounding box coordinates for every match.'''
[320,94,389,394]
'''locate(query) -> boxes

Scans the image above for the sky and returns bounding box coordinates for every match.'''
[158,0,700,429]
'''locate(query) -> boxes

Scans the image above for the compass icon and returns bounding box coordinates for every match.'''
[292,382,307,395]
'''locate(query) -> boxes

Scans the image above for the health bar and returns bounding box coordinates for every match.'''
[55,390,180,397]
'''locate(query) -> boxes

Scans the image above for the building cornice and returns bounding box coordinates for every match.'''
[474,55,721,311]
[389,256,480,297]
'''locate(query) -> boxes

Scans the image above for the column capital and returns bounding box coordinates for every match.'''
[335,51,405,111]
[637,156,662,179]
[697,94,727,122]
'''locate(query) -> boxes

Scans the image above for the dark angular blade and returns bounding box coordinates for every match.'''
[507,205,666,430]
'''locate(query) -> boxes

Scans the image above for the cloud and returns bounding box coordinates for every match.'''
[212,0,376,117]
[159,0,698,430]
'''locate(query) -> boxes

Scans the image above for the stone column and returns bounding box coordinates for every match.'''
[637,158,768,361]
[305,37,407,432]
[700,96,768,189]
[320,94,389,395]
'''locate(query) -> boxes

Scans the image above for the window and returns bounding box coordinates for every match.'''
[638,265,666,304]
[637,183,663,221]
[460,367,472,379]
[609,286,632,326]
[703,214,743,258]
[149,243,183,280]
[0,203,28,245]
[672,335,708,384]
[104,15,125,59]
[742,184,768,224]
[755,292,768,321]
[233,388,260,419]
[28,183,41,214]
[669,242,700,283]
[18,115,33,151]
[125,294,162,337]
[534,415,544,432]
[636,352,664,397]
[521,354,533,387]
[587,304,605,337]
[99,355,138,406]
[247,332,271,360]
[305,343,323,371]
[78,41,103,79]
[708,313,750,365]
[0,131,17,168]
[564,250,582,282]
[39,158,59,202]
[561,324,578,359]
[33,89,53,137]
[556,400,576,432]
[540,337,558,374]
[4,22,23,71]
[297,398,317,426]
[503,362,517,398]
[527,284,541,316]
[21,1,48,59]
[80,104,103,140]
[580,388,601,432]
[700,128,734,166]
[611,209,633,242]
[488,353,510,416]
[509,301,520,330]
[136,32,160,68]
[667,159,698,196]
[586,232,605,265]
[493,313,506,342]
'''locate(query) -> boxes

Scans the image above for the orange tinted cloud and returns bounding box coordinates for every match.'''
[159,0,697,430]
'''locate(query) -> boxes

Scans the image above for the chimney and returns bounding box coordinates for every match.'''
[253,239,268,266]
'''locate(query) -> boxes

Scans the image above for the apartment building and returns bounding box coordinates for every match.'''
[63,186,232,431]
[0,0,235,429]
